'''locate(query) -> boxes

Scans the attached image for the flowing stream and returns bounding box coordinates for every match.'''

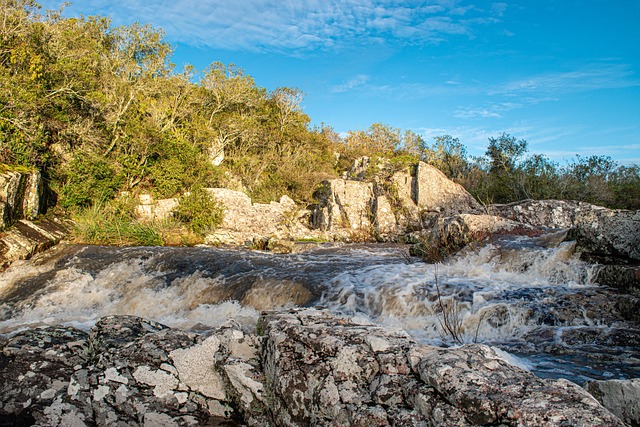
[1,235,638,385]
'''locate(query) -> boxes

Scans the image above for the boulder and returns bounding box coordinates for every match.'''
[413,162,481,213]
[312,179,376,236]
[0,310,627,426]
[135,190,322,245]
[584,378,640,427]
[389,169,421,228]
[411,213,544,261]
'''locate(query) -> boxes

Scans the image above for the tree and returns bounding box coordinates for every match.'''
[424,135,470,179]
[484,133,528,202]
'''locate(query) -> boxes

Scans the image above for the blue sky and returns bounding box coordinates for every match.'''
[42,0,640,164]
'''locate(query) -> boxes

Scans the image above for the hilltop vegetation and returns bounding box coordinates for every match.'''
[1,0,638,236]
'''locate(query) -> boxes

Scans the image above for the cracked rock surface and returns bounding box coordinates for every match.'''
[1,310,627,426]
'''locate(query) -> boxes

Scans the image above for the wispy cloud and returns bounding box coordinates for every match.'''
[453,102,522,119]
[331,74,370,93]
[491,63,640,96]
[47,0,507,53]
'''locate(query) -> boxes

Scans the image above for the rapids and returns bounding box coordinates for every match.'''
[1,235,638,385]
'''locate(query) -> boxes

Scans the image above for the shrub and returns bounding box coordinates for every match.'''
[173,186,224,236]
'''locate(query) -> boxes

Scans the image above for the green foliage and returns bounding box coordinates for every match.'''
[72,196,163,246]
[422,135,469,180]
[60,154,123,208]
[174,186,224,236]
[1,0,637,239]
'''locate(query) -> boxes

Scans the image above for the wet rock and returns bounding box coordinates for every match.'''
[410,213,544,261]
[266,238,295,254]
[493,199,640,261]
[585,378,640,427]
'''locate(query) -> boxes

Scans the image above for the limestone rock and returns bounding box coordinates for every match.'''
[416,344,624,426]
[413,162,481,213]
[135,189,321,245]
[0,311,627,426]
[389,169,420,229]
[260,309,624,426]
[585,378,640,427]
[372,195,397,239]
[312,179,375,234]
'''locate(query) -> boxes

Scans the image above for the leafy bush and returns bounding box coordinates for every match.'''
[173,186,224,236]
[60,154,123,208]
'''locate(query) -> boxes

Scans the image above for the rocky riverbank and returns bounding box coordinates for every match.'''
[0,309,634,426]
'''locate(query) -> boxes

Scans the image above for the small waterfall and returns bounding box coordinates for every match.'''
[320,235,602,345]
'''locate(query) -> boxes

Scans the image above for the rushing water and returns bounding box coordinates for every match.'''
[1,235,638,384]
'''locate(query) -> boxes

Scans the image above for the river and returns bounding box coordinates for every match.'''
[1,234,638,385]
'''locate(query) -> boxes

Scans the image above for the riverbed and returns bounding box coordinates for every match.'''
[1,236,638,385]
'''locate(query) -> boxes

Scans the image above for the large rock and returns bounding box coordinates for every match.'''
[135,190,323,245]
[312,179,376,239]
[261,310,625,426]
[0,169,43,230]
[0,218,69,270]
[410,213,545,261]
[312,161,482,241]
[413,162,481,213]
[492,199,640,261]
[584,378,640,426]
[0,310,627,426]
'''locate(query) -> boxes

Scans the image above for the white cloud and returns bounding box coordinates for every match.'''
[453,102,522,119]
[331,74,370,93]
[46,0,507,53]
[491,63,640,96]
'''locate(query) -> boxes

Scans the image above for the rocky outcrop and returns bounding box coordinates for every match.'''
[585,378,640,426]
[312,161,481,241]
[410,213,545,261]
[312,179,375,237]
[414,162,481,213]
[0,169,43,230]
[0,310,627,426]
[136,189,326,245]
[0,218,70,270]
[492,199,640,261]
[492,200,640,291]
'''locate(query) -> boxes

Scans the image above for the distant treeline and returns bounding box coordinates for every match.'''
[2,0,639,212]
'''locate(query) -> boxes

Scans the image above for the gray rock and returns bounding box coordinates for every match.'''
[585,378,640,427]
[1,169,43,230]
[411,213,545,261]
[492,199,640,261]
[0,311,628,426]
